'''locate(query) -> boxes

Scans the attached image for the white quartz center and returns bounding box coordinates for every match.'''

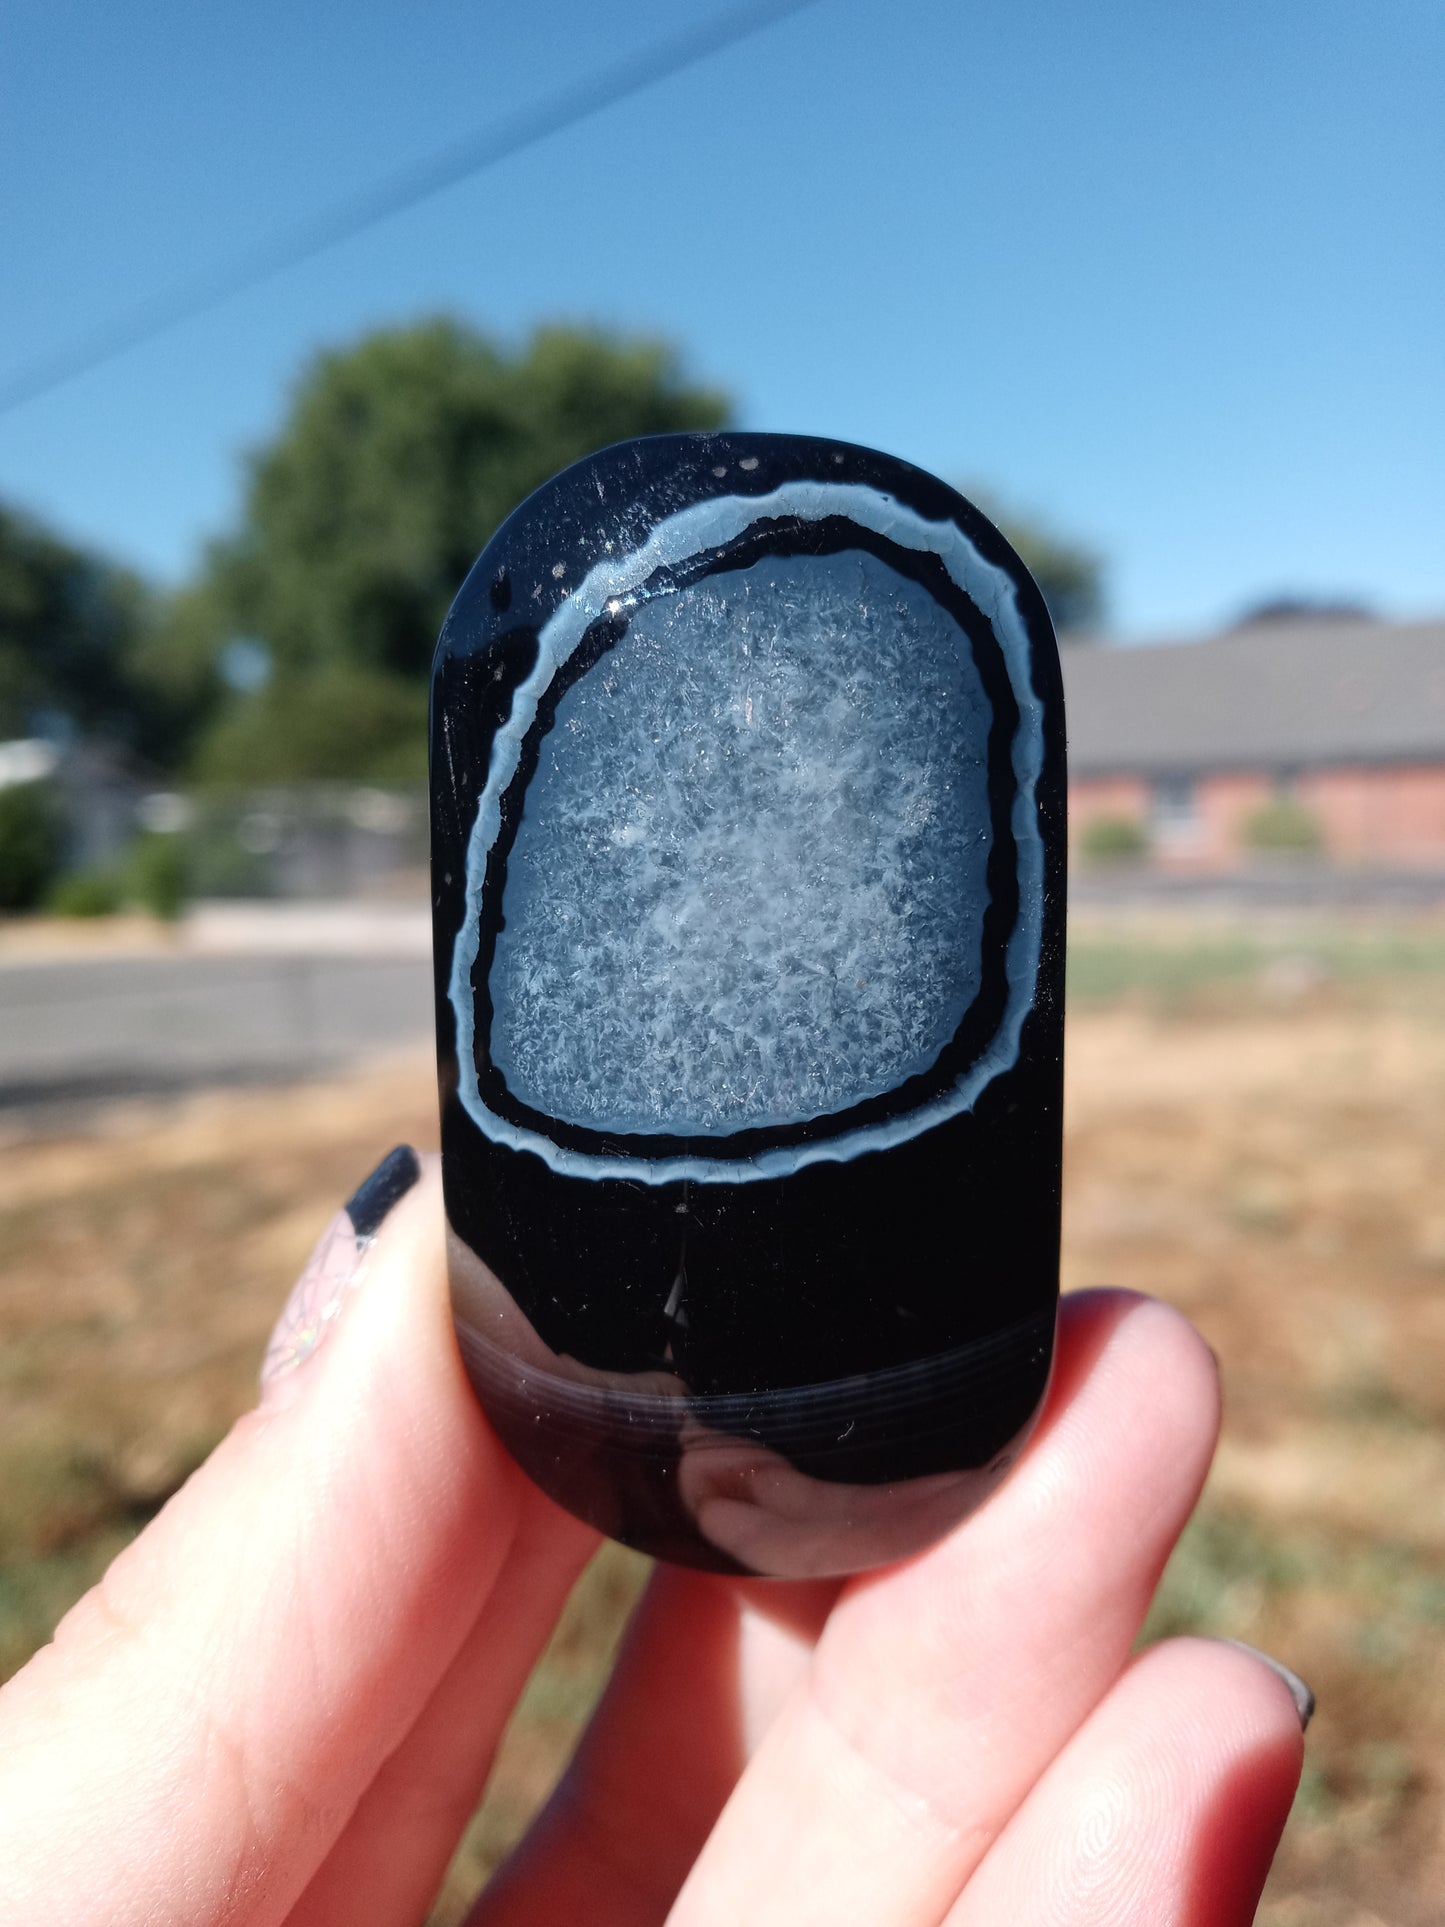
[488,550,992,1135]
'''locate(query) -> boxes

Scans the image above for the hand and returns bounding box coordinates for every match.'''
[0,1150,1309,1926]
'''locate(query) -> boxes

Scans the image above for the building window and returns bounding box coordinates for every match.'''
[1150,774,1198,842]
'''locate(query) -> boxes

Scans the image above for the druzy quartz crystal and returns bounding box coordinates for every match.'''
[431,432,1067,1578]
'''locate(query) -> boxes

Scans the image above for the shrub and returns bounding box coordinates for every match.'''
[125,832,189,920]
[0,780,66,910]
[1080,814,1150,865]
[48,867,125,918]
[48,834,191,921]
[1244,797,1323,856]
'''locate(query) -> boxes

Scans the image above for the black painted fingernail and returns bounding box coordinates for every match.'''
[1224,1640,1316,1731]
[261,1146,422,1394]
[346,1144,423,1237]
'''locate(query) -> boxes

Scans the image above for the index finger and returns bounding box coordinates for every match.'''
[666,1292,1223,1927]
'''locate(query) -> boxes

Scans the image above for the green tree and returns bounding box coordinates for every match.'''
[0,778,66,910]
[960,489,1106,638]
[193,666,430,784]
[0,506,196,761]
[191,319,731,779]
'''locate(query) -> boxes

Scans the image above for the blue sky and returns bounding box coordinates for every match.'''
[2,0,1441,637]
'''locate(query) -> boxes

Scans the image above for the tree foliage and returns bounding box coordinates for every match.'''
[961,489,1107,638]
[0,506,189,760]
[4,322,1118,795]
[0,779,66,910]
[192,665,431,784]
[190,319,731,778]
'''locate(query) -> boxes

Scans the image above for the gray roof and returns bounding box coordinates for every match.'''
[1061,617,1445,778]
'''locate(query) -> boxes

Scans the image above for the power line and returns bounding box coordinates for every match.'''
[0,0,823,418]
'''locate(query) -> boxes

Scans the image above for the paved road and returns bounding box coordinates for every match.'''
[0,952,436,1116]
[8,871,1441,1123]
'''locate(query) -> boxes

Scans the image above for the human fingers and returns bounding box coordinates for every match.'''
[0,1151,590,1927]
[284,1483,595,1927]
[666,1291,1220,1927]
[472,1569,839,1927]
[944,1637,1307,1926]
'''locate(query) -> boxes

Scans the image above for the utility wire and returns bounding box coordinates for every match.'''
[0,0,822,418]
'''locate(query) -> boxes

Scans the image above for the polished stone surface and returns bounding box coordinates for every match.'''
[431,432,1067,1576]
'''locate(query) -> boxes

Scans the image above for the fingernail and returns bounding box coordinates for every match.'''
[260,1146,421,1394]
[1223,1639,1316,1731]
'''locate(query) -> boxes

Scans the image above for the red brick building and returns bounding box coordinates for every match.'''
[1062,616,1445,872]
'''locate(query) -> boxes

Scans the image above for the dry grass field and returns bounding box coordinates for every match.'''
[2,913,1444,1923]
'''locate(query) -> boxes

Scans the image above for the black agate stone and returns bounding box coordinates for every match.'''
[431,432,1067,1577]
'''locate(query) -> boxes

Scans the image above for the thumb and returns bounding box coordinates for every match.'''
[0,1150,545,1927]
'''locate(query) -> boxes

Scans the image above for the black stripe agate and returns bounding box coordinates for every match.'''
[430,432,1067,1577]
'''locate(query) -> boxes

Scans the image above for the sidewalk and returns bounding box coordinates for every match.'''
[0,899,432,967]
[187,899,431,957]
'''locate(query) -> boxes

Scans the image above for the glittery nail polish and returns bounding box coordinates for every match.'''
[261,1145,421,1389]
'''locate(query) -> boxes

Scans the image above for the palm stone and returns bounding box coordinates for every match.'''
[430,432,1067,1578]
